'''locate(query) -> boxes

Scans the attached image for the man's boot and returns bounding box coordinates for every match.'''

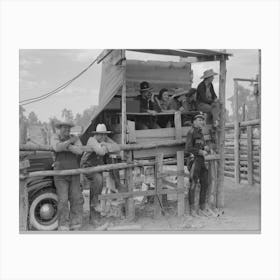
[89,207,102,226]
[190,204,199,217]
[198,204,211,217]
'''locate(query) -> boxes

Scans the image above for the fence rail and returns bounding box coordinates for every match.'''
[224,119,260,184]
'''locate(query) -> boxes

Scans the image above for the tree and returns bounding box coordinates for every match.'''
[28,111,39,125]
[49,116,59,133]
[61,108,74,122]
[228,84,257,121]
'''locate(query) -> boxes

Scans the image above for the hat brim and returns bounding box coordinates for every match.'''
[193,115,205,121]
[91,131,111,134]
[200,73,218,79]
[55,122,75,128]
[140,87,153,92]
[172,90,189,98]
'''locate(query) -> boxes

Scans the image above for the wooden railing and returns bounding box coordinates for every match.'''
[224,119,261,184]
[19,140,220,231]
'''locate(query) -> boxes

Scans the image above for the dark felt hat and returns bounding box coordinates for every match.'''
[140,81,153,92]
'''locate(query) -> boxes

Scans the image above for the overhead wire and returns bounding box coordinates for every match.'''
[20,50,113,106]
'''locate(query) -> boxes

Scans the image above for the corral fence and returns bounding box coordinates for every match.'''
[224,119,260,184]
[19,141,221,231]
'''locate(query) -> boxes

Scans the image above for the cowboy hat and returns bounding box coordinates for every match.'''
[55,120,75,128]
[172,88,196,98]
[200,69,218,79]
[193,112,205,121]
[140,81,153,92]
[92,123,111,134]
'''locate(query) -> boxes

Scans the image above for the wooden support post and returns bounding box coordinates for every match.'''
[154,153,164,217]
[19,177,28,231]
[125,151,135,221]
[121,49,127,159]
[216,56,226,208]
[242,103,246,121]
[247,125,253,185]
[177,151,185,216]
[234,79,240,184]
[174,111,182,140]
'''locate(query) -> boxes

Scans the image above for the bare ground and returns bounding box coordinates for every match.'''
[80,178,261,233]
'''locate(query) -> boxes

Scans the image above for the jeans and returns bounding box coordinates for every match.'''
[197,101,220,123]
[54,175,84,227]
[188,156,209,209]
[84,172,103,209]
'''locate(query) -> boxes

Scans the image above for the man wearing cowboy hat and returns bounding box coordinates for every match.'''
[185,113,211,217]
[136,81,161,129]
[80,123,122,225]
[196,69,221,128]
[51,120,84,231]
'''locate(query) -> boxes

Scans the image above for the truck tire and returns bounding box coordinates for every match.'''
[29,190,58,231]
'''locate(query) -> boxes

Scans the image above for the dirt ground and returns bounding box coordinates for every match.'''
[80,178,261,233]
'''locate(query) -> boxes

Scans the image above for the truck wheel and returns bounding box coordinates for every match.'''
[29,191,58,231]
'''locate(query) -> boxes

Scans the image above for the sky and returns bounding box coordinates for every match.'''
[19,49,259,122]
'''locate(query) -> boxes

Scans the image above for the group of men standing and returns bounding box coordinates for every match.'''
[51,68,220,231]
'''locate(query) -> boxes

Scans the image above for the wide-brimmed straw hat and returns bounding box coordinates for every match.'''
[200,69,218,79]
[172,88,196,98]
[55,121,75,129]
[91,123,111,134]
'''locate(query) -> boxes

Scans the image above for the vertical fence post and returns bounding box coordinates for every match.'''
[121,49,127,160]
[19,177,28,231]
[247,125,253,185]
[234,79,240,184]
[175,111,182,140]
[177,151,185,216]
[125,151,135,221]
[216,56,226,208]
[154,153,163,218]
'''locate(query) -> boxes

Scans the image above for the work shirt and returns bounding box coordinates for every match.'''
[80,136,120,168]
[138,95,160,112]
[51,134,82,170]
[196,81,217,105]
[185,126,206,157]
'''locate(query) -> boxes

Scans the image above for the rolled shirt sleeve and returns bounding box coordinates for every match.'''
[51,135,70,152]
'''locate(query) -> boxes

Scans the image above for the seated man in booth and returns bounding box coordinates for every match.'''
[136,81,161,130]
[196,69,221,128]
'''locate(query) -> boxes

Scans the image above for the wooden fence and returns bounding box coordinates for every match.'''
[224,119,261,184]
[20,141,220,231]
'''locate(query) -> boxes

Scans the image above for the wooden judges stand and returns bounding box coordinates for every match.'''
[19,49,230,230]
[20,138,220,230]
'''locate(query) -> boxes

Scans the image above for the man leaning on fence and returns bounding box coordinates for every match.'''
[51,120,84,231]
[80,123,122,226]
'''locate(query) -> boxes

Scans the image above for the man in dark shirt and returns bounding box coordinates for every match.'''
[51,121,84,231]
[136,81,161,129]
[196,69,221,127]
[185,113,210,217]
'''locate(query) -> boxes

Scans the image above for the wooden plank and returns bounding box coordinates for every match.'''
[177,151,185,216]
[234,80,240,184]
[224,172,235,178]
[125,151,135,221]
[99,188,184,200]
[225,119,260,128]
[127,120,136,143]
[216,57,226,208]
[247,125,253,185]
[175,111,182,141]
[154,154,164,217]
[121,49,127,149]
[19,178,28,231]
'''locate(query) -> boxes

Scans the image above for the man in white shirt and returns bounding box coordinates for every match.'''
[80,124,121,225]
